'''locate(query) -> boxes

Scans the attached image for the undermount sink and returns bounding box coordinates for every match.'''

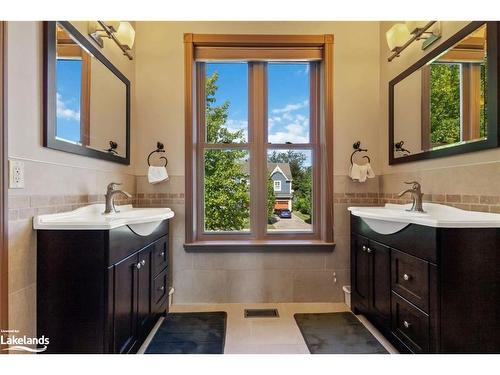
[33,204,175,233]
[348,203,500,234]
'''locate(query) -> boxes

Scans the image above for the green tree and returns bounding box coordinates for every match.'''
[267,177,276,224]
[430,63,461,146]
[204,72,250,231]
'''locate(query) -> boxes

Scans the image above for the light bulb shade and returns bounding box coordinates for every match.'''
[386,23,410,51]
[116,22,135,50]
[104,21,121,32]
[405,21,429,34]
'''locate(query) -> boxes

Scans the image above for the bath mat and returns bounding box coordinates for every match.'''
[294,312,388,354]
[145,312,227,354]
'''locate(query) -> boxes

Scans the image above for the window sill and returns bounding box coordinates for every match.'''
[183,240,335,252]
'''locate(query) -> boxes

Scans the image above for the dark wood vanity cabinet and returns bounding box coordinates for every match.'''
[350,215,500,353]
[37,220,170,354]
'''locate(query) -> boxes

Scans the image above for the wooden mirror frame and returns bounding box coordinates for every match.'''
[43,21,131,165]
[389,21,499,165]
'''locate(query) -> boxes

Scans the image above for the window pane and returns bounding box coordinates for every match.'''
[204,149,250,232]
[56,59,82,144]
[266,150,312,232]
[429,63,461,147]
[268,63,310,144]
[205,63,248,143]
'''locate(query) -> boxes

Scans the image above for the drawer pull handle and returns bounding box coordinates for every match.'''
[159,251,165,257]
[158,286,165,292]
[403,273,411,281]
[403,320,411,329]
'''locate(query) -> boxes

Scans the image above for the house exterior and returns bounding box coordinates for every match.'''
[268,163,293,211]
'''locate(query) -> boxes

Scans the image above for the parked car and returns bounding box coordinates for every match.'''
[279,209,292,219]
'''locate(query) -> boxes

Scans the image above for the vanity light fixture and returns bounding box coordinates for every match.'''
[387,21,441,62]
[88,21,134,60]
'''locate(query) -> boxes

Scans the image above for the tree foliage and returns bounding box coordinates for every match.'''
[204,72,250,231]
[429,62,488,146]
[430,63,461,146]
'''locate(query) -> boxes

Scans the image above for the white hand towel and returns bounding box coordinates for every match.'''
[349,162,375,182]
[148,166,169,184]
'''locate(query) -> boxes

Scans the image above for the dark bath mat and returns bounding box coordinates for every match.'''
[145,312,227,354]
[294,312,388,354]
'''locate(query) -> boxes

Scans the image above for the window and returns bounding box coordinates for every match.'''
[421,23,488,150]
[184,34,333,250]
[55,24,91,145]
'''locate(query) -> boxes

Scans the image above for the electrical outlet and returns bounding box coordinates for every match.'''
[9,160,25,189]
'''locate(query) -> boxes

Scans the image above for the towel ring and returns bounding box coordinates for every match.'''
[147,142,168,167]
[350,141,371,165]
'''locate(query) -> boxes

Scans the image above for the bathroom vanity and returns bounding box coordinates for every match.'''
[35,205,174,354]
[349,203,500,353]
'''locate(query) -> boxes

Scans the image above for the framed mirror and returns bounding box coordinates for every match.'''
[389,21,499,164]
[43,21,130,164]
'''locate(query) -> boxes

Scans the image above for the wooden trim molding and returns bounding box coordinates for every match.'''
[0,21,8,346]
[184,33,334,250]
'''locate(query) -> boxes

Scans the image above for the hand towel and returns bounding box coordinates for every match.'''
[148,166,169,184]
[349,162,375,182]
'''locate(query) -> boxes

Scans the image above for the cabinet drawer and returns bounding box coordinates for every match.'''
[391,249,429,312]
[391,292,430,353]
[153,236,168,276]
[153,269,168,307]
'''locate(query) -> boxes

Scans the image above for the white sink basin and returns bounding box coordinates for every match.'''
[348,203,500,234]
[33,204,175,233]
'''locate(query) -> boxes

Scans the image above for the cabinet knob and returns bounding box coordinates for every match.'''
[403,273,411,281]
[403,320,411,329]
[160,251,165,257]
[141,259,146,266]
[362,245,367,252]
[366,248,372,254]
[136,263,141,270]
[158,286,165,291]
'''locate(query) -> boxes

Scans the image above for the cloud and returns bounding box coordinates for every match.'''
[56,93,80,121]
[225,119,248,141]
[271,100,309,115]
[268,115,310,144]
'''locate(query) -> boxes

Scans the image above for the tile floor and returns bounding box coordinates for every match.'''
[138,302,397,354]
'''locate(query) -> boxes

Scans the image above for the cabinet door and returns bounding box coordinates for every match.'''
[351,235,371,311]
[113,253,139,354]
[137,244,153,339]
[369,241,391,329]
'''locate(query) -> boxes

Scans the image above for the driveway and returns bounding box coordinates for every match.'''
[272,213,312,231]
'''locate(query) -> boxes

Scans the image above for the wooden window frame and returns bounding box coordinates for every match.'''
[0,21,8,348]
[184,34,334,252]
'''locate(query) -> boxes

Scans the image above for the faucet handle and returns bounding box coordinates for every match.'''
[107,182,123,191]
[404,181,421,190]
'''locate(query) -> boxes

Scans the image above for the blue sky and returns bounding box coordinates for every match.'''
[206,62,310,144]
[56,59,82,143]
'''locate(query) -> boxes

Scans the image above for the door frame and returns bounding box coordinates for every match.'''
[0,21,8,346]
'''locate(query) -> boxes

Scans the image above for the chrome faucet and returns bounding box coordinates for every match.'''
[104,182,132,214]
[398,181,425,213]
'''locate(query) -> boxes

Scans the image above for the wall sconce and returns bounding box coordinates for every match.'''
[88,21,135,60]
[387,21,441,62]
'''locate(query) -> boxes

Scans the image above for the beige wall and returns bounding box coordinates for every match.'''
[6,21,136,342]
[379,21,500,198]
[134,21,381,304]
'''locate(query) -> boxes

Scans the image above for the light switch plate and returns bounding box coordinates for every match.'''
[9,160,25,189]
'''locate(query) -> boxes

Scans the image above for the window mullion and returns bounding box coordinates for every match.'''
[248,62,267,240]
